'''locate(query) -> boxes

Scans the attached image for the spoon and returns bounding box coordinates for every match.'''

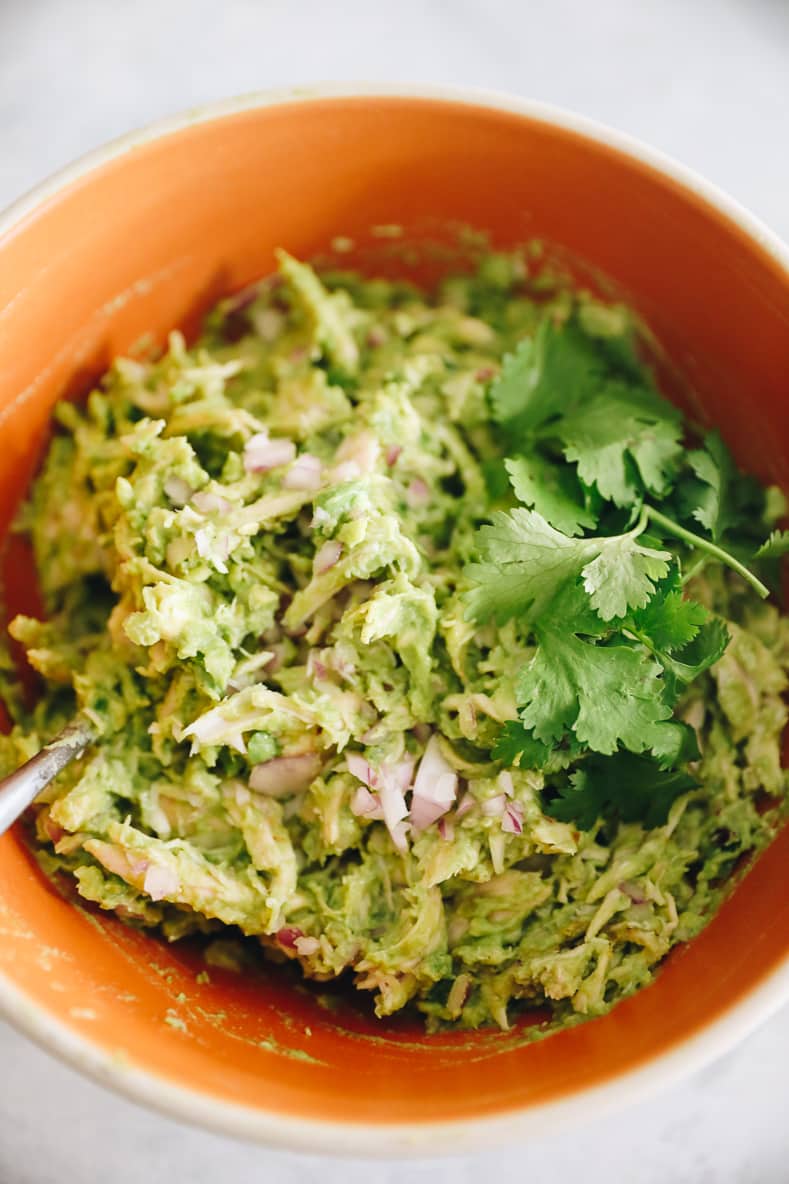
[0,717,94,836]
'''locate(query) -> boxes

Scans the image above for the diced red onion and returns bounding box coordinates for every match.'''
[283,453,322,491]
[409,796,446,832]
[388,819,410,854]
[348,753,413,795]
[481,794,508,817]
[498,771,515,798]
[411,735,454,797]
[144,864,179,901]
[475,365,495,382]
[163,476,192,506]
[276,926,303,949]
[347,754,413,850]
[346,752,377,787]
[244,432,297,473]
[387,757,415,793]
[502,801,524,835]
[455,792,475,820]
[406,478,430,508]
[410,735,458,833]
[192,490,231,514]
[43,817,65,844]
[365,775,406,842]
[386,445,402,467]
[620,881,647,905]
[332,652,356,680]
[438,816,454,842]
[313,539,342,574]
[95,845,148,881]
[350,784,382,819]
[307,653,329,683]
[249,753,322,797]
[294,935,320,956]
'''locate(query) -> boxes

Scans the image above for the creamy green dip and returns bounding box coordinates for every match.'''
[1,248,787,1031]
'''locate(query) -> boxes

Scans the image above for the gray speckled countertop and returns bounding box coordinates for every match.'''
[1,1,787,1180]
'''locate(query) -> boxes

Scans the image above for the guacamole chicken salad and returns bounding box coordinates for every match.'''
[2,247,788,1032]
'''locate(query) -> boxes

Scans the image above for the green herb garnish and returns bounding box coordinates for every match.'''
[468,312,783,828]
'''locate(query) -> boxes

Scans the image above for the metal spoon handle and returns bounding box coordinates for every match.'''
[0,717,94,836]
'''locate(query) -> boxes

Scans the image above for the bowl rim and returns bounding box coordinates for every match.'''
[1,82,788,1157]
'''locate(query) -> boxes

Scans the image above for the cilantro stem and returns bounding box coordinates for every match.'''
[680,555,709,586]
[645,507,769,598]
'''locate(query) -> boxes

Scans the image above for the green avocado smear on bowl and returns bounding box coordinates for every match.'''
[2,246,788,1033]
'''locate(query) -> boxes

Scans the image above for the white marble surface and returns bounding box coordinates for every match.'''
[0,1,788,1180]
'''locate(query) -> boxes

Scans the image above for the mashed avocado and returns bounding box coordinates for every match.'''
[1,247,787,1031]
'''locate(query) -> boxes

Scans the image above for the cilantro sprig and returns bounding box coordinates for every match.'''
[545,752,699,831]
[469,308,785,829]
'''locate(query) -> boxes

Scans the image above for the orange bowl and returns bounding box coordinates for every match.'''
[1,86,788,1155]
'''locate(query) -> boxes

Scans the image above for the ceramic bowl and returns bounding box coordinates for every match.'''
[1,85,788,1156]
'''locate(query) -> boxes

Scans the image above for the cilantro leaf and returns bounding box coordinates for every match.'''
[493,722,552,767]
[655,618,730,695]
[504,454,596,536]
[465,508,596,625]
[497,702,698,792]
[627,565,729,686]
[557,382,684,506]
[627,570,729,698]
[489,318,604,429]
[545,752,697,830]
[542,772,603,831]
[517,624,672,755]
[494,716,696,776]
[756,529,789,559]
[647,720,702,769]
[476,299,768,827]
[682,431,737,540]
[481,457,511,502]
[490,315,684,509]
[493,720,584,772]
[581,532,671,621]
[677,431,773,562]
[626,570,709,652]
[466,508,670,626]
[508,583,674,758]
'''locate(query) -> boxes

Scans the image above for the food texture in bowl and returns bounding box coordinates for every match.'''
[3,242,788,1036]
